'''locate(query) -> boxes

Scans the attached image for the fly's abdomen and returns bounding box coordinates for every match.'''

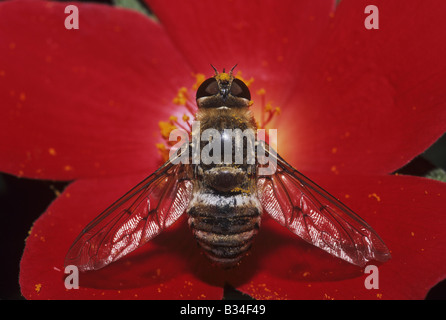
[187,192,262,268]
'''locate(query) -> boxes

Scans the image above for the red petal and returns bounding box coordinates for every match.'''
[19,173,223,300]
[20,168,446,299]
[281,0,446,174]
[237,174,446,300]
[0,1,191,180]
[147,0,335,108]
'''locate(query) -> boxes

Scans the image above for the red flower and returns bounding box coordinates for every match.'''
[1,0,446,299]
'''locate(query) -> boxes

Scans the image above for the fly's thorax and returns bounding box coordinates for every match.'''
[195,107,257,131]
[193,107,258,170]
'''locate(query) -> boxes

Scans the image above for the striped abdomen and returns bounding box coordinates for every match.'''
[187,192,262,268]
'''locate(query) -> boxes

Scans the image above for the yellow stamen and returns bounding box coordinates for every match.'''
[192,73,206,90]
[182,114,190,122]
[256,88,266,96]
[265,102,273,112]
[172,87,188,105]
[156,143,170,162]
[235,71,254,87]
[158,121,177,139]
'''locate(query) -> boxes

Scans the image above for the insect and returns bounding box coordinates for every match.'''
[65,66,391,271]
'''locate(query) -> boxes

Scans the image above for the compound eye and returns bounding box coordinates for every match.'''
[230,78,251,100]
[196,78,219,99]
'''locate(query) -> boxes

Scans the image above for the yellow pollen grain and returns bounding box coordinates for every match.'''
[35,283,42,294]
[411,231,415,237]
[331,165,339,175]
[331,147,338,154]
[48,148,57,156]
[302,271,310,277]
[173,87,188,105]
[256,88,266,96]
[19,92,26,101]
[216,73,230,82]
[64,165,73,171]
[368,193,381,202]
[235,71,254,87]
[192,73,206,90]
[156,143,166,151]
[158,121,177,139]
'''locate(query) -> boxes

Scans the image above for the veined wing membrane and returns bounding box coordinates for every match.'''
[257,143,391,266]
[65,152,193,272]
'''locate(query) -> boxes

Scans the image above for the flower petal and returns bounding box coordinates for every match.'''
[280,0,446,174]
[147,0,335,109]
[237,173,446,300]
[20,168,446,299]
[19,172,223,300]
[0,0,191,180]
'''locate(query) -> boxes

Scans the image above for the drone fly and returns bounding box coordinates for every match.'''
[65,66,391,271]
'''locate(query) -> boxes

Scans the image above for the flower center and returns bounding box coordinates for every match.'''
[156,71,280,162]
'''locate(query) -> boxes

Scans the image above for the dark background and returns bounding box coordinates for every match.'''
[1,0,445,300]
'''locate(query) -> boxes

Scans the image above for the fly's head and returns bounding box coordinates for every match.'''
[196,65,251,109]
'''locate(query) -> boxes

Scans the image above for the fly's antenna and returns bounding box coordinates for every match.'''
[210,64,219,76]
[229,64,238,76]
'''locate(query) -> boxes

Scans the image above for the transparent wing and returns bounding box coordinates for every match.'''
[257,143,391,267]
[65,154,193,272]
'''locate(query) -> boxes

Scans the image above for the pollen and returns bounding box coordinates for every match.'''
[368,192,381,202]
[35,283,42,294]
[330,165,339,175]
[48,148,57,156]
[257,88,281,129]
[216,72,230,81]
[173,87,188,106]
[256,88,266,96]
[158,121,177,139]
[192,73,206,90]
[235,71,254,87]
